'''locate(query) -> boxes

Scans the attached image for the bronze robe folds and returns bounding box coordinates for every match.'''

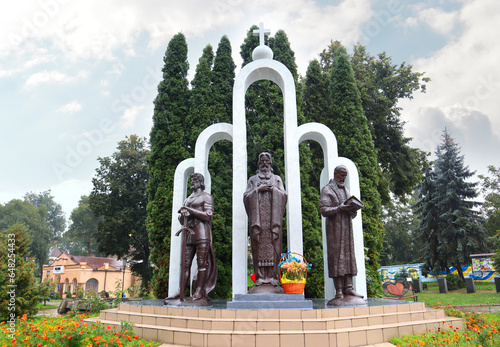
[319,180,357,278]
[244,173,287,284]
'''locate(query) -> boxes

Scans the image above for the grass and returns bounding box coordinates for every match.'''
[36,303,58,310]
[417,281,500,307]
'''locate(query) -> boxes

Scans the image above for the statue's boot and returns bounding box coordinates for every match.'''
[344,274,364,298]
[334,277,344,299]
[192,269,207,300]
[165,269,190,300]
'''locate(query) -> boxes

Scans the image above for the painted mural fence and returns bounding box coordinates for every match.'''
[379,263,497,283]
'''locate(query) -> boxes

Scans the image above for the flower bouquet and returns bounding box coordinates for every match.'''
[279,251,311,294]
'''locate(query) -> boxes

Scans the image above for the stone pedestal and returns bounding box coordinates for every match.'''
[495,277,500,293]
[226,294,313,310]
[465,277,476,293]
[413,278,423,293]
[438,277,448,293]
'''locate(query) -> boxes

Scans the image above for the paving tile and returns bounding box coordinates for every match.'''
[173,331,190,346]
[158,330,174,344]
[304,332,328,347]
[349,330,367,346]
[366,328,384,344]
[232,333,256,347]
[256,333,279,346]
[207,333,231,347]
[257,320,279,331]
[336,331,349,346]
[281,333,304,347]
[142,327,158,342]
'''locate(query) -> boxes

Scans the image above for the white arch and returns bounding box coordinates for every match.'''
[297,123,367,299]
[168,124,234,296]
[232,58,303,296]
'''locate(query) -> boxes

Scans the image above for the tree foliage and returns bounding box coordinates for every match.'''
[90,135,152,289]
[0,224,39,320]
[24,190,66,243]
[479,166,500,270]
[147,32,191,298]
[328,45,384,296]
[414,130,486,279]
[0,199,52,277]
[60,195,103,256]
[380,197,421,266]
[319,41,429,204]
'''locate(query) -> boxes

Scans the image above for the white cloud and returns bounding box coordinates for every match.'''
[417,8,458,36]
[56,100,82,114]
[402,0,500,137]
[24,70,88,89]
[49,178,94,217]
[121,105,145,129]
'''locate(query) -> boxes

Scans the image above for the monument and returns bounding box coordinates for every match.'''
[165,173,217,306]
[244,152,287,294]
[167,22,367,302]
[320,165,365,306]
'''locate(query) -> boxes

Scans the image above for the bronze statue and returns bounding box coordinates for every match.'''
[320,165,364,305]
[165,173,217,305]
[244,152,287,294]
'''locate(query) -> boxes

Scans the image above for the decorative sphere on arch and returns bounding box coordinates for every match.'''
[252,45,273,60]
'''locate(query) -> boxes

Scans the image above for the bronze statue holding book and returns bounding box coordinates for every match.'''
[319,165,365,305]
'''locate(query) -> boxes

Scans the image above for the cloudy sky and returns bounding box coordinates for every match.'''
[1,0,499,220]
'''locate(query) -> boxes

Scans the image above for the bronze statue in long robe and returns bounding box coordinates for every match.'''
[320,165,363,303]
[244,152,287,294]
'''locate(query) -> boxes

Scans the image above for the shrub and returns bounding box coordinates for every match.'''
[446,273,466,290]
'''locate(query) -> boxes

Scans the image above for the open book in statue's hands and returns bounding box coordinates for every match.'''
[342,196,364,211]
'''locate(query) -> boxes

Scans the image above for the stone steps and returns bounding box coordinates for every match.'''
[87,301,463,346]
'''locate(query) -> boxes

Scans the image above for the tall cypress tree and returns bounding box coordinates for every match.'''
[415,130,486,279]
[207,36,235,299]
[185,44,214,142]
[328,45,384,296]
[147,33,190,298]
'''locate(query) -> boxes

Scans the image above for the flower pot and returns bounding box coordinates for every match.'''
[282,282,306,294]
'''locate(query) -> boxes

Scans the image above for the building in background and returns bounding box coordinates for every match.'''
[42,251,140,298]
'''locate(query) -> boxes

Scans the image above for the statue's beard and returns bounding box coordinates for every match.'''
[336,181,345,188]
[258,165,272,178]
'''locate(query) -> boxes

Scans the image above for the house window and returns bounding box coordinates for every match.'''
[65,278,70,293]
[85,278,98,292]
[72,278,78,294]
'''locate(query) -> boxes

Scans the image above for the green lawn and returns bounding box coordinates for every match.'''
[417,281,500,306]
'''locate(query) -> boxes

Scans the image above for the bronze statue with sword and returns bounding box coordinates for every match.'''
[165,173,217,306]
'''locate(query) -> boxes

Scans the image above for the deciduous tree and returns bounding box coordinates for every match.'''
[90,135,152,289]
[60,195,102,256]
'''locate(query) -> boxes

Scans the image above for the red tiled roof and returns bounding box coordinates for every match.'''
[49,246,62,258]
[69,255,124,270]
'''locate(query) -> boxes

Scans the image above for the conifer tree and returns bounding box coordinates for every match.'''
[328,45,384,296]
[319,42,429,203]
[147,33,190,298]
[206,36,235,298]
[0,224,39,320]
[415,130,486,279]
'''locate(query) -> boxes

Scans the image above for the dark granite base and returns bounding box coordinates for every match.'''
[327,295,367,306]
[226,293,313,310]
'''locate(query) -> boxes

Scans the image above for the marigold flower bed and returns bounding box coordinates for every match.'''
[391,305,500,347]
[0,314,160,347]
